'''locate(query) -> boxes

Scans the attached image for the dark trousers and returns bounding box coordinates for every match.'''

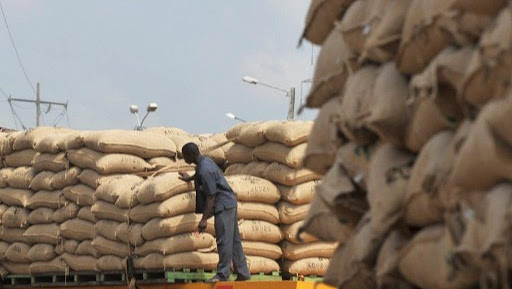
[214,207,250,280]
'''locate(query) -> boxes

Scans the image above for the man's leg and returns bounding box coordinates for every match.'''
[232,208,250,280]
[214,208,235,280]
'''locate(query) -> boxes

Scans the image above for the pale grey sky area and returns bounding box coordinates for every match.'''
[0,0,318,134]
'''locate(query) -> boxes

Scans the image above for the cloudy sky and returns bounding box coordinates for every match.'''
[0,1,318,134]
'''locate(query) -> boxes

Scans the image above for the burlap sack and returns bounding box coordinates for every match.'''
[238,219,283,244]
[238,202,280,224]
[3,262,30,274]
[246,256,280,274]
[339,65,379,145]
[242,241,282,260]
[92,236,130,257]
[283,221,319,244]
[27,190,67,210]
[0,168,13,188]
[0,227,26,243]
[0,203,7,223]
[12,127,73,150]
[146,126,189,137]
[264,121,313,147]
[277,202,310,225]
[75,240,97,257]
[224,163,246,176]
[62,184,95,206]
[399,225,479,289]
[136,172,194,204]
[61,253,97,272]
[53,202,79,223]
[142,213,215,241]
[96,255,126,272]
[95,220,120,241]
[67,147,154,174]
[163,252,219,270]
[135,232,215,256]
[367,144,414,234]
[8,166,36,189]
[60,218,95,241]
[375,230,414,289]
[77,206,96,223]
[135,253,165,270]
[115,223,144,247]
[83,130,176,158]
[56,131,84,151]
[95,175,142,207]
[30,257,68,274]
[51,167,81,190]
[0,241,8,257]
[130,191,195,223]
[283,257,330,276]
[242,161,269,178]
[148,157,194,171]
[30,171,55,191]
[23,223,60,244]
[54,239,79,255]
[263,162,321,187]
[306,22,360,108]
[225,122,255,140]
[3,206,30,228]
[304,97,344,175]
[32,152,69,172]
[27,244,56,262]
[0,188,33,207]
[339,0,372,54]
[34,134,65,153]
[91,201,128,222]
[237,122,276,148]
[0,132,14,156]
[279,181,319,205]
[28,207,55,224]
[282,241,337,260]
[226,144,254,164]
[226,175,280,204]
[4,149,37,167]
[253,142,306,169]
[5,242,30,263]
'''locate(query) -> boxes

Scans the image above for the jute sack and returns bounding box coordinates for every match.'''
[339,0,372,54]
[339,65,379,145]
[3,206,30,228]
[116,223,145,247]
[238,219,283,244]
[0,168,13,188]
[405,130,453,227]
[301,0,356,45]
[32,152,69,172]
[91,201,128,222]
[56,131,84,151]
[283,221,319,244]
[0,188,33,207]
[0,203,7,222]
[242,161,269,178]
[23,223,60,244]
[67,147,154,174]
[264,121,313,147]
[29,171,55,191]
[96,255,126,272]
[61,253,97,272]
[83,130,176,158]
[12,127,73,150]
[253,142,306,169]
[263,162,321,187]
[277,202,310,225]
[225,122,256,140]
[306,23,360,108]
[360,0,412,63]
[51,167,81,190]
[0,132,14,156]
[28,207,55,224]
[34,133,67,153]
[376,230,413,289]
[130,191,195,223]
[136,172,194,204]
[224,163,246,176]
[3,262,30,274]
[163,252,219,270]
[196,136,226,165]
[304,97,344,175]
[62,184,94,206]
[5,242,30,263]
[54,239,79,255]
[29,257,68,274]
[246,256,280,274]
[367,144,414,234]
[146,126,189,137]
[279,181,319,205]
[225,144,254,164]
[53,203,79,223]
[363,62,410,146]
[135,253,164,270]
[4,149,37,167]
[283,258,330,276]
[60,218,95,241]
[0,241,8,257]
[75,240,97,257]
[135,232,216,256]
[8,167,36,189]
[226,175,280,204]
[238,122,276,148]
[27,190,67,210]
[238,202,280,224]
[142,213,214,241]
[95,175,142,208]
[399,225,479,289]
[77,206,96,223]
[282,241,337,260]
[78,169,117,189]
[91,236,130,257]
[0,227,26,243]
[147,157,195,171]
[95,220,120,241]
[27,244,56,262]
[242,241,282,260]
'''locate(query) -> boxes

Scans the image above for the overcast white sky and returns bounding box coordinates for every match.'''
[0,1,318,134]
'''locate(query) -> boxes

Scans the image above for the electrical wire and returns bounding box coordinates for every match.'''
[8,100,26,130]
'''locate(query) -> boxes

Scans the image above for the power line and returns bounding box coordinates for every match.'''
[0,0,36,95]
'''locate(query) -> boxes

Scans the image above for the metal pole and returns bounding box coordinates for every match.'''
[287,87,295,120]
[36,82,40,127]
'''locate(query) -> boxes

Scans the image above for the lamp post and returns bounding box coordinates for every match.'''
[130,102,158,130]
[225,112,247,123]
[242,76,295,120]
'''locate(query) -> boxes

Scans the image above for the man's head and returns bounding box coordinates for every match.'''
[182,142,201,164]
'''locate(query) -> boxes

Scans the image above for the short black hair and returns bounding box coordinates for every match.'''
[182,142,200,158]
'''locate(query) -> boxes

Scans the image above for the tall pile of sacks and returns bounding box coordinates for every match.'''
[223,121,338,277]
[299,0,512,288]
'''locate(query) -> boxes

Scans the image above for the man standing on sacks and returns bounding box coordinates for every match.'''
[179,142,251,282]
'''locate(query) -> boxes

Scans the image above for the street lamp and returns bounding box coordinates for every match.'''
[242,75,296,120]
[225,112,247,123]
[130,102,158,130]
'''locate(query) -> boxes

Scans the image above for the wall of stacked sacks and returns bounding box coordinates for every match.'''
[298,0,512,288]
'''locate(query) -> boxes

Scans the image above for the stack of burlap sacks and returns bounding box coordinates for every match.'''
[298,0,512,288]
[224,121,339,277]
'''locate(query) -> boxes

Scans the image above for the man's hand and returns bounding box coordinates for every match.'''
[179,171,192,182]
[197,219,207,234]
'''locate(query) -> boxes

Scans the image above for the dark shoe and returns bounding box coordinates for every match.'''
[205,276,227,283]
[235,275,250,281]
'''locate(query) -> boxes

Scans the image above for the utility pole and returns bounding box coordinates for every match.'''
[8,82,68,127]
[287,87,295,120]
